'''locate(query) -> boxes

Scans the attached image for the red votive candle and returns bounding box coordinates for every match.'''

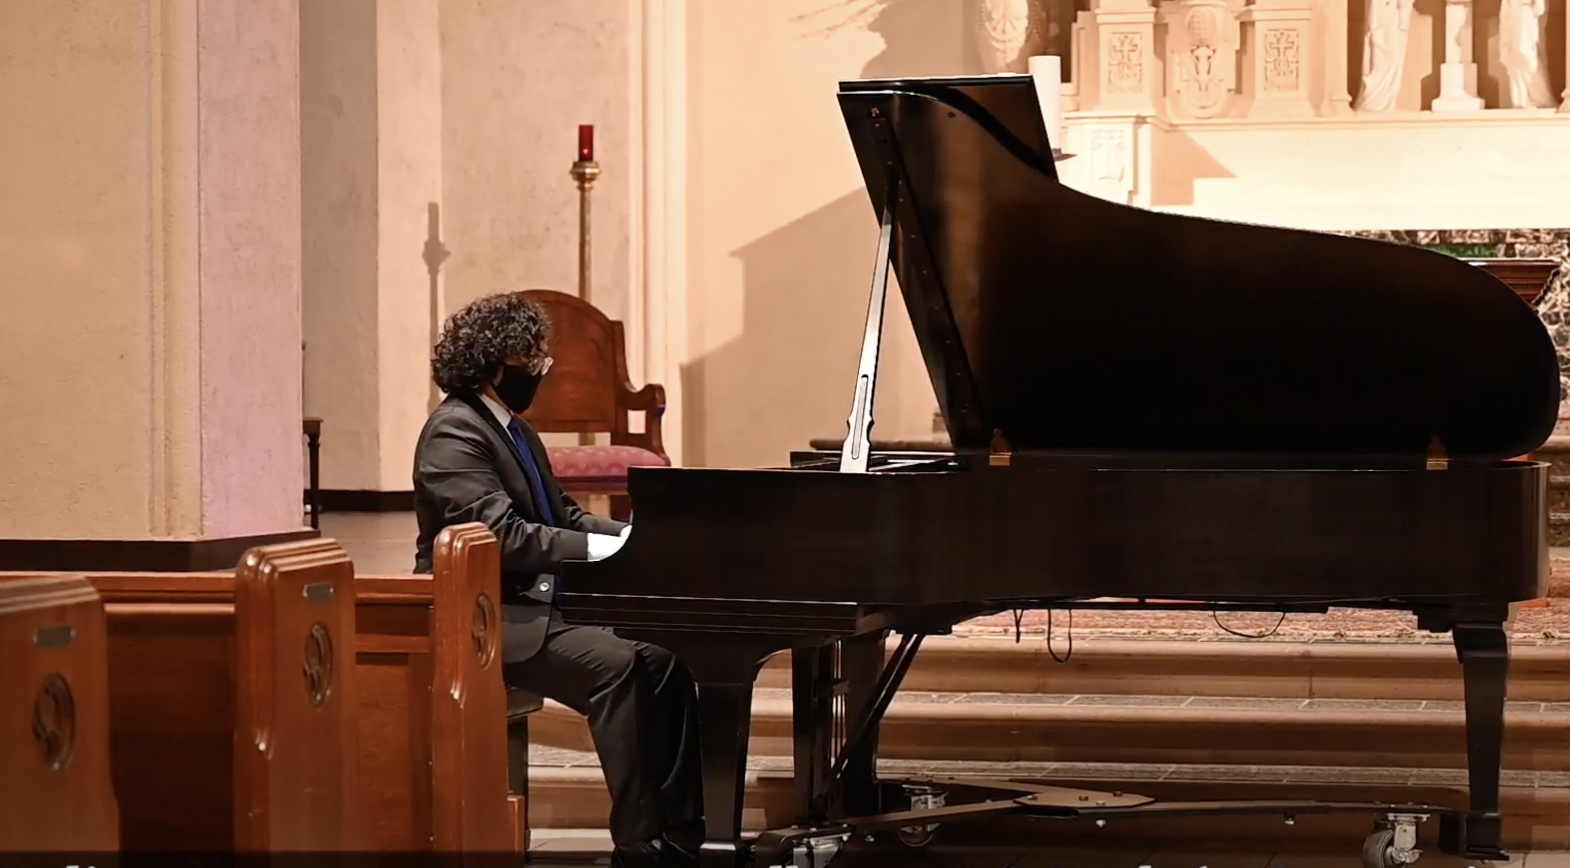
[578,124,594,162]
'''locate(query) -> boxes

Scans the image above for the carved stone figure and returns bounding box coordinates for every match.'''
[1498,0,1556,108]
[1353,0,1414,111]
[976,0,1050,73]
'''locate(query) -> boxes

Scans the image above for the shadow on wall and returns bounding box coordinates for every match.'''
[678,0,970,468]
[680,193,874,469]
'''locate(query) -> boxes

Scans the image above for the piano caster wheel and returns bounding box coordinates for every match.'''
[897,783,944,848]
[1363,814,1427,868]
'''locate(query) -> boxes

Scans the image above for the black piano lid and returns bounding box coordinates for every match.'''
[836,75,1562,460]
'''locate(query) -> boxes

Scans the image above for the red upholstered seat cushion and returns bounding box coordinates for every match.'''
[545,445,669,481]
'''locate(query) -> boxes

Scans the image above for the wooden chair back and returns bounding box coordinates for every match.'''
[0,575,119,851]
[518,288,666,457]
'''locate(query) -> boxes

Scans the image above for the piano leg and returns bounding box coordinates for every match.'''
[792,646,836,824]
[696,679,758,868]
[1445,619,1510,860]
[839,630,887,818]
[620,630,794,868]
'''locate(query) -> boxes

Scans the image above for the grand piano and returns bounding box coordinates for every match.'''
[559,74,1561,868]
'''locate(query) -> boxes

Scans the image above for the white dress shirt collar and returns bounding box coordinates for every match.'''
[478,391,516,432]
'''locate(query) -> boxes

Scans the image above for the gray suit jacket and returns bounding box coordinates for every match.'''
[411,391,626,661]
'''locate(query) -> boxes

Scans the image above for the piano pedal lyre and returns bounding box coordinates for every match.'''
[1426,435,1449,471]
[989,429,1013,467]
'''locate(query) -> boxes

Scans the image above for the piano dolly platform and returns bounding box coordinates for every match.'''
[751,779,1464,868]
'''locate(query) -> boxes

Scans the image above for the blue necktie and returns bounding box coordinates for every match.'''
[507,419,559,526]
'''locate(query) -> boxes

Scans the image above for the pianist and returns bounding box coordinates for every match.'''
[413,292,703,868]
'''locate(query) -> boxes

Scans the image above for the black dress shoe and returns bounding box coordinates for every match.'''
[610,839,696,868]
[663,819,706,854]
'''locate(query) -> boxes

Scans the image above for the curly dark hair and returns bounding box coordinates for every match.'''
[430,293,551,393]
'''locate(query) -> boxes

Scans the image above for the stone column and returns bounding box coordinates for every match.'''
[301,0,444,495]
[1320,0,1354,114]
[0,0,310,568]
[1431,0,1485,111]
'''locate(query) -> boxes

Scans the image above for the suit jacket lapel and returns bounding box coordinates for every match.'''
[451,391,557,518]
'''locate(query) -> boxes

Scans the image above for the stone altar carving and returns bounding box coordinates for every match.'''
[976,0,1052,73]
[1498,0,1557,108]
[1353,0,1415,111]
[1162,0,1241,118]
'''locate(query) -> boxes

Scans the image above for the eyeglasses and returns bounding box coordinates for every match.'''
[524,357,553,376]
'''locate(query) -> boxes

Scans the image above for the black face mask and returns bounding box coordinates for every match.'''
[494,364,544,413]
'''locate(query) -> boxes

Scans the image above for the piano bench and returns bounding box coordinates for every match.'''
[506,688,545,788]
[506,688,545,851]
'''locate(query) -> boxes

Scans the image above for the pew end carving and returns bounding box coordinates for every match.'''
[0,575,119,851]
[353,522,527,855]
[431,522,514,853]
[234,538,365,851]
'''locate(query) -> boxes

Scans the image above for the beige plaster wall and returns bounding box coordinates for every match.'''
[378,0,445,490]
[681,0,967,468]
[0,0,304,540]
[440,0,636,326]
[301,0,444,492]
[0,0,159,537]
[301,0,381,491]
[301,0,637,488]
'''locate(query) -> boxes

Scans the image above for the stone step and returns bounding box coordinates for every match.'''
[753,636,1570,700]
[525,756,1570,851]
[529,688,1570,771]
[946,587,1570,640]
[1548,477,1570,513]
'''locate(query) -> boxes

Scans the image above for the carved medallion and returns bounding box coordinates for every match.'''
[472,592,498,668]
[1106,32,1145,93]
[1262,28,1301,91]
[302,622,334,708]
[32,672,76,772]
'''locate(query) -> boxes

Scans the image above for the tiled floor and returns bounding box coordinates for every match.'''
[320,511,417,574]
[530,736,1570,789]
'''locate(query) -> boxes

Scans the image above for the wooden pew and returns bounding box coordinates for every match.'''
[3,524,526,855]
[87,538,362,851]
[354,522,519,853]
[0,575,119,851]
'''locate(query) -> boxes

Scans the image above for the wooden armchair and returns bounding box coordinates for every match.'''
[517,289,669,521]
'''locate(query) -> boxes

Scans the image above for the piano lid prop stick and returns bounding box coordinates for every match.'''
[839,175,898,474]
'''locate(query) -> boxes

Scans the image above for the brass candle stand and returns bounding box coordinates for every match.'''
[571,144,600,445]
[570,158,600,305]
